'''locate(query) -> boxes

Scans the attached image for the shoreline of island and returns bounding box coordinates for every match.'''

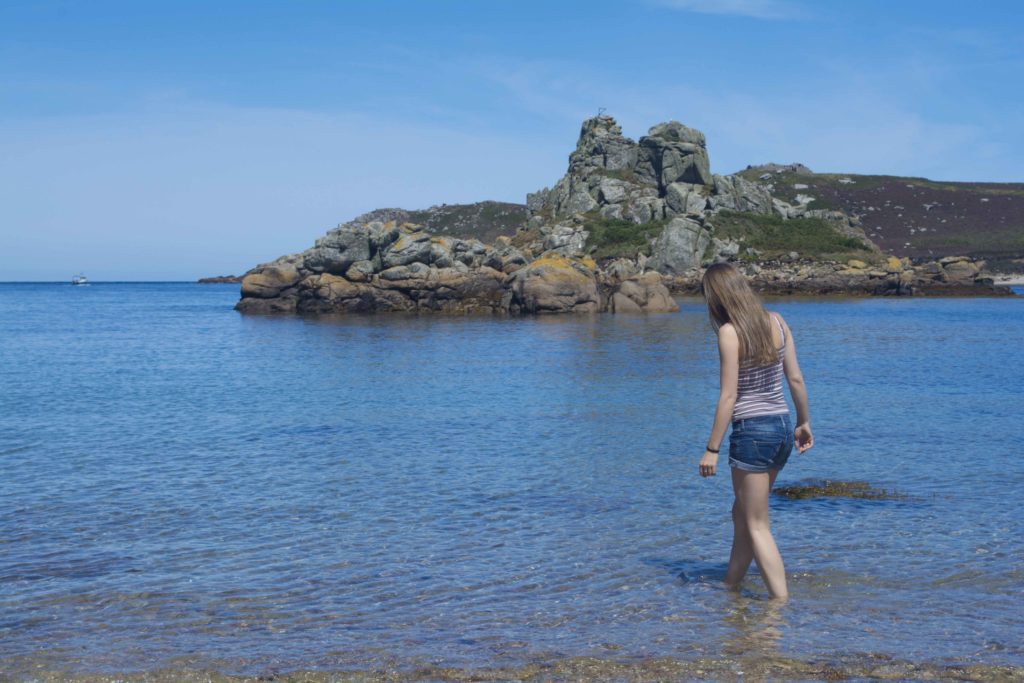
[227,115,1016,315]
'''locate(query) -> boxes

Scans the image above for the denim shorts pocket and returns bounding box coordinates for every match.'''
[757,437,792,470]
[730,434,789,472]
[742,429,781,446]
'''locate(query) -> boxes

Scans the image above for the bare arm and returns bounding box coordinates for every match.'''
[778,314,813,452]
[699,323,739,477]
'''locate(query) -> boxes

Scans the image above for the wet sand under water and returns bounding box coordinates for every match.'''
[3,284,1024,680]
[2,653,1022,682]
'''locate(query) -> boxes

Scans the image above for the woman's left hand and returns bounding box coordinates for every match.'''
[699,450,718,477]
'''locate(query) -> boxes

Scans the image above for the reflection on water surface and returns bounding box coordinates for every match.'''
[0,283,1022,676]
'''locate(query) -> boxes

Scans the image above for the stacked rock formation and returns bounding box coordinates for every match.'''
[514,115,1005,295]
[518,115,860,275]
[239,221,511,314]
[235,114,1012,314]
[525,116,714,223]
[236,216,678,315]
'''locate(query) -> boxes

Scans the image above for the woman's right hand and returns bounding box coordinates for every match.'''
[794,423,814,453]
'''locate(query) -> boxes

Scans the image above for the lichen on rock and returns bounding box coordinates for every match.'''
[234,113,1013,315]
[508,252,600,314]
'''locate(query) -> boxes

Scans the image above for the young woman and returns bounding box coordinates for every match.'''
[698,263,813,600]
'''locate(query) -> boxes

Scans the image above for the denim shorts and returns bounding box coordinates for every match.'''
[729,413,794,473]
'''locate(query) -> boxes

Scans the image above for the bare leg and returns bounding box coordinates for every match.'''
[730,467,787,599]
[724,468,779,590]
[723,498,752,590]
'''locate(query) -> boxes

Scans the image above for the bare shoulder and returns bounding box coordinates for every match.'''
[716,322,739,360]
[717,321,738,338]
[769,310,792,332]
[717,322,739,350]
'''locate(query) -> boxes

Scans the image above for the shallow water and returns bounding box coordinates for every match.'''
[1,283,1022,676]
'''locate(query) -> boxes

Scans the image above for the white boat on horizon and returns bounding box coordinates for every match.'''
[71,274,89,286]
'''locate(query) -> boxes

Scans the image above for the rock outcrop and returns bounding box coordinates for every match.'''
[236,220,528,315]
[604,271,679,312]
[508,253,600,314]
[344,201,527,245]
[734,165,1024,267]
[235,113,1012,314]
[744,162,814,176]
[521,115,833,278]
[235,218,678,315]
[636,121,714,189]
[525,116,721,229]
[660,255,1012,297]
[198,274,242,284]
[645,216,713,275]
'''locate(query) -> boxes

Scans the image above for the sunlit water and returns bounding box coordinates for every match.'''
[1,283,1022,676]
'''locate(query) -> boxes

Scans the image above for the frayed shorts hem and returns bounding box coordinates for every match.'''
[728,413,794,473]
[728,457,783,473]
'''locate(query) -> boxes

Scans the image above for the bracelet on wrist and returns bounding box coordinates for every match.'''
[705,445,719,453]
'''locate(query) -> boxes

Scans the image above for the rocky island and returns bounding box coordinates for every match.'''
[198,274,243,284]
[235,115,1013,315]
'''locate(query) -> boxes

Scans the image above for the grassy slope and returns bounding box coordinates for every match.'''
[736,169,1024,270]
[404,201,528,244]
[352,168,1024,273]
[709,210,876,263]
[582,215,667,260]
[580,211,874,265]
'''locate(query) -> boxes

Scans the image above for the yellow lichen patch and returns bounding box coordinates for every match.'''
[846,258,868,269]
[529,253,574,269]
[540,270,585,283]
[580,256,597,271]
[526,253,592,282]
[885,256,903,272]
[391,231,432,252]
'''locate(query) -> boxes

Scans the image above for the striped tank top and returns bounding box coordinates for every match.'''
[733,312,788,420]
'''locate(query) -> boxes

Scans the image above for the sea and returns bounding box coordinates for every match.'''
[1,282,1022,680]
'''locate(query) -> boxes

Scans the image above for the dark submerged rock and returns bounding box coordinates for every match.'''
[773,479,909,501]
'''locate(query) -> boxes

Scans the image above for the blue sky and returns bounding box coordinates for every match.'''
[2,0,1022,280]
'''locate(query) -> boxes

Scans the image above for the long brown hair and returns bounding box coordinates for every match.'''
[700,263,778,367]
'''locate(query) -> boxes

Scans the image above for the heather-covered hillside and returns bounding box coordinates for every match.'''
[737,166,1024,272]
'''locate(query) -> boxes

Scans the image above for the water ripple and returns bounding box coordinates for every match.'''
[0,283,1022,676]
